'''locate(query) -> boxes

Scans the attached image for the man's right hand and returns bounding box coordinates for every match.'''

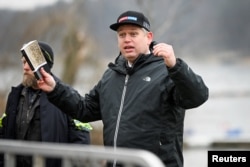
[37,68,56,93]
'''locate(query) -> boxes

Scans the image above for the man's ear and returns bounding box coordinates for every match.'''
[147,32,153,45]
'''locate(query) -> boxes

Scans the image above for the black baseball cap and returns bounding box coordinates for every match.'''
[110,11,150,31]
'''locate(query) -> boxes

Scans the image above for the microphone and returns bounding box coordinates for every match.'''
[149,41,158,52]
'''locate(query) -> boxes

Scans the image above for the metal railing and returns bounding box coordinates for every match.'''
[0,139,165,167]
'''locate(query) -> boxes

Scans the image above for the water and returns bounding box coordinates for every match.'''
[183,60,250,166]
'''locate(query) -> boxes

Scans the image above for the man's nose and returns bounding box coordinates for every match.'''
[124,35,132,42]
[23,62,31,70]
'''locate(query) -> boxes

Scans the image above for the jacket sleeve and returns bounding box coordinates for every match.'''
[168,58,209,109]
[47,81,102,122]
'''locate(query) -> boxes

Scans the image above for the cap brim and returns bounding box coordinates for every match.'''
[110,23,120,31]
[110,22,143,31]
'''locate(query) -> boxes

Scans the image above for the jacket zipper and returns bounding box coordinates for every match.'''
[113,74,129,166]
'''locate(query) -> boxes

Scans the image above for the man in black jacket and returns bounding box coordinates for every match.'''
[37,11,209,167]
[0,41,92,167]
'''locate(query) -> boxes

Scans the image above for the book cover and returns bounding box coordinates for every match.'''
[20,40,50,80]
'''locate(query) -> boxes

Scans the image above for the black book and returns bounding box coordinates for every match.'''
[20,40,50,80]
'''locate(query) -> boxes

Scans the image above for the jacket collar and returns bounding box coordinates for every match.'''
[108,53,163,75]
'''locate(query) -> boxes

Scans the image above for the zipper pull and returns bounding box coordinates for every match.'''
[125,75,129,86]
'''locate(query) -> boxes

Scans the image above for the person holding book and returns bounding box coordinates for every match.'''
[0,41,92,167]
[37,11,209,167]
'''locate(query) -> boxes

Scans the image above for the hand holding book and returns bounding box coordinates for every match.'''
[37,67,56,93]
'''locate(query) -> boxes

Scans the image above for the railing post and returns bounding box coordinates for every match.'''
[33,155,45,167]
[63,158,73,167]
[4,153,15,167]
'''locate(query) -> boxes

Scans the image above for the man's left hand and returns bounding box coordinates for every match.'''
[152,43,176,68]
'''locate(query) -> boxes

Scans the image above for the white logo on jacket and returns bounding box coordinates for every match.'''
[142,76,151,82]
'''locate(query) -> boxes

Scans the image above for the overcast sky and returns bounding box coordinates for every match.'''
[0,0,59,10]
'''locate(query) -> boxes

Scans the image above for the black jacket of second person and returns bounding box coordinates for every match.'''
[1,83,90,167]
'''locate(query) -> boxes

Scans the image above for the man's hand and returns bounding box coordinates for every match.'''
[152,43,176,68]
[37,68,56,93]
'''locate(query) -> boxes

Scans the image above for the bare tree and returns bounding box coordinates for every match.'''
[62,26,88,85]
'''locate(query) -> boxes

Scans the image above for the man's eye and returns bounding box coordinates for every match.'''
[130,32,137,36]
[119,33,125,38]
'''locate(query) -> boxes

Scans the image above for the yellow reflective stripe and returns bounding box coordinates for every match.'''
[0,113,6,128]
[73,119,93,131]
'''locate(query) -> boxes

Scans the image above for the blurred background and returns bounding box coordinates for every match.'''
[0,0,250,166]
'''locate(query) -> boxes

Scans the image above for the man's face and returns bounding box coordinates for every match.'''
[117,24,153,63]
[21,57,37,88]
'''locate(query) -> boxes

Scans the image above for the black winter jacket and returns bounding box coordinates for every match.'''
[48,54,209,167]
[1,84,90,167]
